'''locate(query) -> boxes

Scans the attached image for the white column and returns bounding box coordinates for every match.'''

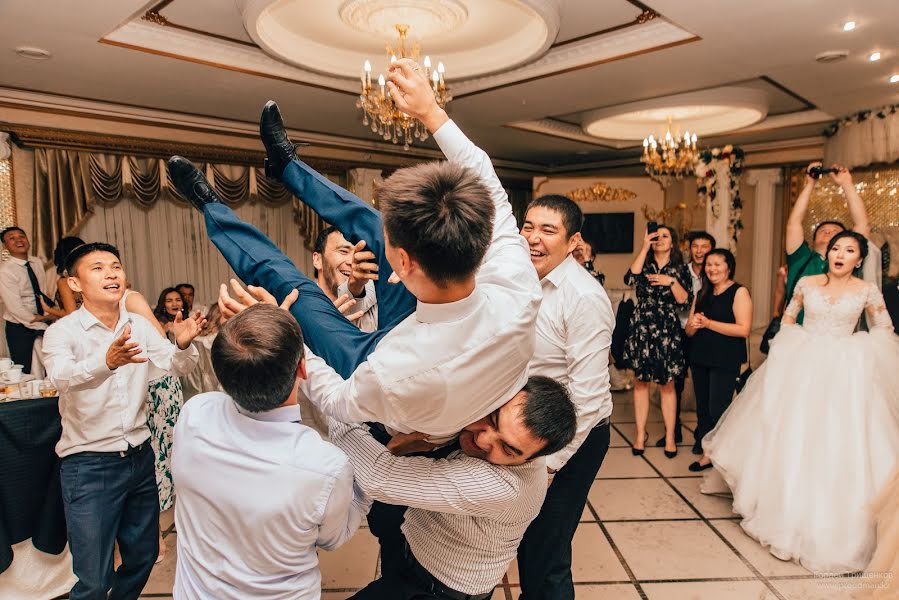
[347,168,384,207]
[706,163,731,251]
[745,168,782,328]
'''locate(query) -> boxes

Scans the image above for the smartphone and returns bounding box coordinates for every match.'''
[647,221,659,235]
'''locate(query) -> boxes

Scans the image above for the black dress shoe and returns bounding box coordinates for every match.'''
[689,461,713,472]
[167,156,222,211]
[664,449,678,459]
[259,101,308,180]
[691,442,703,455]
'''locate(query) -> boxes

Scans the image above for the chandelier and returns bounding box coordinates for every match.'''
[357,24,452,150]
[641,117,699,186]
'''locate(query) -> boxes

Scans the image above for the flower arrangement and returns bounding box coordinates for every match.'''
[694,145,746,249]
[824,104,898,137]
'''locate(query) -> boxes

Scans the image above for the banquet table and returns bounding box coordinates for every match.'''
[0,396,67,574]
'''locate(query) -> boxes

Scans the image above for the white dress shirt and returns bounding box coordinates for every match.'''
[530,255,615,472]
[0,255,49,330]
[172,393,368,600]
[42,303,198,457]
[678,264,704,328]
[329,419,546,595]
[301,120,541,440]
[336,279,378,333]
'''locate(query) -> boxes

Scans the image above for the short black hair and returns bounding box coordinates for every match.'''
[526,195,584,238]
[813,220,847,241]
[520,375,577,459]
[64,242,121,276]
[174,283,195,293]
[312,226,340,278]
[53,236,85,275]
[0,226,25,244]
[211,304,305,413]
[687,231,716,248]
[377,161,494,287]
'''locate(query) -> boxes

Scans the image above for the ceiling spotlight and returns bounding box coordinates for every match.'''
[14,46,51,60]
[842,21,856,32]
[890,75,899,84]
[869,52,881,62]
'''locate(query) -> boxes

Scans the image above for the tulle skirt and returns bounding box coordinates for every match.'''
[703,325,899,574]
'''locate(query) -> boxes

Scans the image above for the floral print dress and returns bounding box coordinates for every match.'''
[622,261,694,384]
[147,369,184,512]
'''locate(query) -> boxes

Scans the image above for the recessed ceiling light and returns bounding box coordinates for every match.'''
[890,75,899,84]
[842,21,856,32]
[14,46,51,60]
[869,52,881,62]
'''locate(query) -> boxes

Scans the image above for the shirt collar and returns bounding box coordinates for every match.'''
[543,254,578,289]
[416,288,483,324]
[76,301,132,334]
[8,256,30,266]
[236,403,303,423]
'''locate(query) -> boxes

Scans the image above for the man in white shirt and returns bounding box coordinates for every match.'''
[172,303,367,600]
[666,231,713,453]
[42,242,202,600]
[311,225,378,333]
[167,58,540,571]
[0,226,55,373]
[517,195,615,599]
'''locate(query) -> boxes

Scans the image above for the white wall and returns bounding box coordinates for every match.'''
[533,176,665,291]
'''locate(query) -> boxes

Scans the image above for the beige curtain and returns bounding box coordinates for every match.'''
[76,196,313,310]
[33,148,330,260]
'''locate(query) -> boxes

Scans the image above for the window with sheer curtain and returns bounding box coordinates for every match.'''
[72,198,313,311]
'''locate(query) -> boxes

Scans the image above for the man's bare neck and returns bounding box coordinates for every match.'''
[417,279,476,305]
[82,298,121,330]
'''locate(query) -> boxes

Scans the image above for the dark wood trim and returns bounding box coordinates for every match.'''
[144,0,257,48]
[455,36,701,99]
[551,7,660,49]
[759,75,817,110]
[97,38,359,97]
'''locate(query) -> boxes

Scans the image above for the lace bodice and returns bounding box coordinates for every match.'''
[784,278,892,336]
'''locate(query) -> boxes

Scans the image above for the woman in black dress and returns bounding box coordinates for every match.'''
[685,249,752,471]
[623,225,693,457]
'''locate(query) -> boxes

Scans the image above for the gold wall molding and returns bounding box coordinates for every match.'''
[567,181,637,202]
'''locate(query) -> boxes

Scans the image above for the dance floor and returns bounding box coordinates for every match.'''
[141,389,860,599]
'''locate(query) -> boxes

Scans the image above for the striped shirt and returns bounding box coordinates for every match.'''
[328,420,546,595]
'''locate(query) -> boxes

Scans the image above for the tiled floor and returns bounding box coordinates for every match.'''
[140,389,850,599]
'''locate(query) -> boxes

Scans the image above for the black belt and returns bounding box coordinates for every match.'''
[403,542,493,600]
[76,442,148,459]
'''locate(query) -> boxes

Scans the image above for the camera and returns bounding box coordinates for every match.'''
[807,166,839,179]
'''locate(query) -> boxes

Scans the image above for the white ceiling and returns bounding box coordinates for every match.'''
[0,0,896,170]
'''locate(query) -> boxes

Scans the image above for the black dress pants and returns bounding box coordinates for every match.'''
[517,422,611,600]
[5,321,40,374]
[691,363,739,444]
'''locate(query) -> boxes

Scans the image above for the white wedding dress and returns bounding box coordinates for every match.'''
[703,277,899,574]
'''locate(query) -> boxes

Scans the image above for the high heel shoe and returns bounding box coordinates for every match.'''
[664,448,678,459]
[632,433,649,456]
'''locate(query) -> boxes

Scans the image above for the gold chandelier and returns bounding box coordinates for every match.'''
[641,117,699,186]
[357,24,452,150]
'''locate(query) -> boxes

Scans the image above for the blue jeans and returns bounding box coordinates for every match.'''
[60,443,159,600]
[202,158,416,377]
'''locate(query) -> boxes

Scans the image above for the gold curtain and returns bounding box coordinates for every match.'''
[33,148,330,259]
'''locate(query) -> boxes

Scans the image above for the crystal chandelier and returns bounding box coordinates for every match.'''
[357,24,452,150]
[641,117,699,186]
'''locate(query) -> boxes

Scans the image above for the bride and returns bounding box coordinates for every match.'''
[702,231,899,574]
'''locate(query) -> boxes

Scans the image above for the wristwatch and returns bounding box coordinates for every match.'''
[668,280,675,287]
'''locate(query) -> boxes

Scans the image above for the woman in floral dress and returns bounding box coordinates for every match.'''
[623,225,693,457]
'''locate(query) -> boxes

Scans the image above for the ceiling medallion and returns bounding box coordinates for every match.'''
[357,24,451,149]
[339,0,468,37]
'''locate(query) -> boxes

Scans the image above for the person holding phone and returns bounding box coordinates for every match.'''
[622,223,693,457]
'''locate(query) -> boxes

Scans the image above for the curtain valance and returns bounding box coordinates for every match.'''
[33,148,329,259]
